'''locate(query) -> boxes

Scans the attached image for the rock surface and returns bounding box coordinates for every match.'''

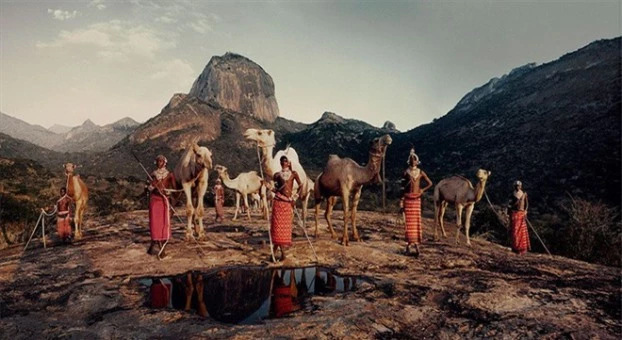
[1,208,619,338]
[189,53,280,123]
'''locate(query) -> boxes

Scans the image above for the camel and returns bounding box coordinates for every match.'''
[250,193,262,212]
[243,128,313,222]
[433,169,491,246]
[313,134,393,246]
[214,165,268,221]
[173,142,213,240]
[63,163,89,240]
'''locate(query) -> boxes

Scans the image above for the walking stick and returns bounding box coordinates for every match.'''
[268,221,277,263]
[293,206,319,262]
[23,212,44,252]
[525,216,552,256]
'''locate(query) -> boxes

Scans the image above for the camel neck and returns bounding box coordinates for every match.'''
[474,179,487,202]
[261,145,276,178]
[363,149,383,182]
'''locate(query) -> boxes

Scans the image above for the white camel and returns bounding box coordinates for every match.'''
[214,165,268,221]
[243,128,313,223]
[173,142,213,240]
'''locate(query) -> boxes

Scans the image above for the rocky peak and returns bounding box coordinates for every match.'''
[319,111,345,124]
[188,52,280,122]
[110,117,139,129]
[382,121,398,132]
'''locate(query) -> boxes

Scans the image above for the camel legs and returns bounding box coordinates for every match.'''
[325,196,337,239]
[243,193,251,221]
[232,192,241,221]
[350,187,363,242]
[74,200,85,240]
[195,178,207,239]
[455,204,464,244]
[464,204,475,246]
[341,188,351,246]
[302,191,311,227]
[435,201,449,240]
[261,186,269,220]
[183,184,195,241]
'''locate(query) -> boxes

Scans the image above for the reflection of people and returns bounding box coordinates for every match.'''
[147,155,176,257]
[270,156,302,261]
[171,272,207,317]
[508,180,530,255]
[270,270,301,318]
[42,187,74,242]
[213,179,225,223]
[150,278,171,308]
[400,148,432,257]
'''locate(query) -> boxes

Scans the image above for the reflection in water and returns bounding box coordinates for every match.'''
[141,267,361,324]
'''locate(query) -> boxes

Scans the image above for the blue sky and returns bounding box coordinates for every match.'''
[1,0,620,131]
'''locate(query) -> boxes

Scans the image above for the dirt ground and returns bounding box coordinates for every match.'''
[0,207,620,339]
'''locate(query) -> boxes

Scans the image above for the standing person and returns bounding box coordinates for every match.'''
[400,148,433,257]
[213,178,225,223]
[147,154,176,257]
[42,187,74,243]
[508,180,530,254]
[270,156,302,262]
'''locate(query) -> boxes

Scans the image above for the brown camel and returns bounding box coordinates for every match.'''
[214,164,268,221]
[313,134,393,246]
[433,169,491,246]
[173,142,213,240]
[63,163,89,240]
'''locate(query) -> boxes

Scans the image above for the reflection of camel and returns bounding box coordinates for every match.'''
[63,163,88,240]
[313,135,392,245]
[214,165,268,221]
[173,143,213,240]
[433,169,491,246]
[243,128,313,222]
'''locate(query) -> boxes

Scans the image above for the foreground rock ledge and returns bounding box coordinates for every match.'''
[0,208,619,339]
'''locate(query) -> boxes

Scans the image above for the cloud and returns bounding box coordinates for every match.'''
[151,59,195,88]
[89,0,107,10]
[47,9,79,20]
[36,20,176,60]
[156,16,176,24]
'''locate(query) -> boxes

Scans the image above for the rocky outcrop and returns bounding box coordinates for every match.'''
[188,53,280,122]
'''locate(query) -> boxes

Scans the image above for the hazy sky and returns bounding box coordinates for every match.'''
[1,1,620,131]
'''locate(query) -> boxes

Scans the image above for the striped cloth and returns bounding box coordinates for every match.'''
[404,193,422,244]
[56,216,72,239]
[271,195,293,247]
[510,210,531,254]
[149,193,171,241]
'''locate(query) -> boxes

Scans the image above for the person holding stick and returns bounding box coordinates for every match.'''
[147,154,176,257]
[508,180,531,255]
[41,187,74,243]
[270,155,302,262]
[399,148,432,257]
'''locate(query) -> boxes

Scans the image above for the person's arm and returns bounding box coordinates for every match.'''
[524,193,529,212]
[421,171,433,193]
[293,171,303,198]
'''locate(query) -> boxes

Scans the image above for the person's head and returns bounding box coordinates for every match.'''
[155,155,167,168]
[60,187,66,196]
[514,180,522,189]
[280,155,290,169]
[215,178,222,185]
[407,148,420,167]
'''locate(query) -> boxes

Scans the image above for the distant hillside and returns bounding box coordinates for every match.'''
[0,112,64,148]
[0,114,139,153]
[386,37,621,213]
[56,118,140,153]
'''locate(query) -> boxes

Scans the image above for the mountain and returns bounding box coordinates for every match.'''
[56,117,140,153]
[189,52,280,122]
[0,112,64,148]
[0,133,64,169]
[385,37,621,213]
[0,114,139,153]
[48,124,73,134]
